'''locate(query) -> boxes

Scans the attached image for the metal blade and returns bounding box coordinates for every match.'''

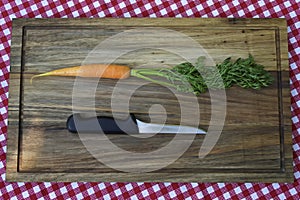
[136,120,206,134]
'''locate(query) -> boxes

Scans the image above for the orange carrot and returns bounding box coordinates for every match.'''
[30,64,131,84]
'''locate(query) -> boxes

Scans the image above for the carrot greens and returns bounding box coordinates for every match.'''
[130,55,273,95]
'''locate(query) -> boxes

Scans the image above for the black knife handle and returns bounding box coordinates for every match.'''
[66,113,139,134]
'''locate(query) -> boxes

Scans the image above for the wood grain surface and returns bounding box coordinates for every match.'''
[7,18,292,182]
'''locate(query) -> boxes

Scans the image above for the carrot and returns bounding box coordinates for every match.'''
[30,64,131,84]
[30,55,273,95]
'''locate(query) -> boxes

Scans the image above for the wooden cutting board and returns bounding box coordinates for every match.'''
[7,18,292,182]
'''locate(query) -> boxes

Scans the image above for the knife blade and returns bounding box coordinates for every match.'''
[67,113,206,134]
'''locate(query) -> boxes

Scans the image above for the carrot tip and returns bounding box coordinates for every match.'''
[30,72,52,84]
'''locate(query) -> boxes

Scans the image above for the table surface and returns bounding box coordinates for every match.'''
[0,1,300,199]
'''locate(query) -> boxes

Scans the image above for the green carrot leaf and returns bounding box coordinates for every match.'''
[131,55,273,95]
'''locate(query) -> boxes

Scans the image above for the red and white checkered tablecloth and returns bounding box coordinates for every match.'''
[1,0,300,199]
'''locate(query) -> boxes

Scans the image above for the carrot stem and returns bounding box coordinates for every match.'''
[130,69,176,88]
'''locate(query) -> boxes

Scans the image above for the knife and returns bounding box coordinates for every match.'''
[67,113,206,134]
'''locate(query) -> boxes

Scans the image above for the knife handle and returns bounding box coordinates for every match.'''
[66,113,139,134]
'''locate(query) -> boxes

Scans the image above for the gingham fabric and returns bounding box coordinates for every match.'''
[1,1,300,199]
